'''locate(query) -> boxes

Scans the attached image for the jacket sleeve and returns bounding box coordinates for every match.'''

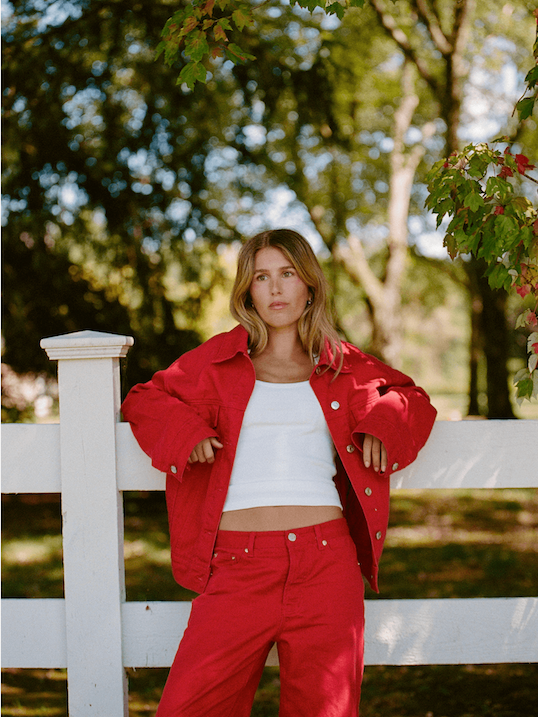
[121,351,218,481]
[350,360,437,473]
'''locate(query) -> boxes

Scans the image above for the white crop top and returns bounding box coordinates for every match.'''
[222,380,342,512]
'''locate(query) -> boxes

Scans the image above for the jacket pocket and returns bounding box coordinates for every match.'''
[190,401,220,430]
[349,388,379,425]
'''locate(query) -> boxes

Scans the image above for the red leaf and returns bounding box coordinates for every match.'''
[499,166,513,179]
[494,205,505,215]
[203,0,215,17]
[515,154,536,175]
[517,284,531,298]
[184,16,198,33]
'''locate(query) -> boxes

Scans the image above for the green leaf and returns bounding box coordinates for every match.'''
[225,43,256,64]
[231,8,250,31]
[326,2,346,18]
[463,191,484,212]
[524,65,538,87]
[486,263,510,290]
[443,232,458,260]
[155,40,166,60]
[494,215,519,244]
[185,30,209,62]
[516,376,534,400]
[177,61,207,90]
[517,97,536,121]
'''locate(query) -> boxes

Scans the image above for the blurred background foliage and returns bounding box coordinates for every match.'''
[2,0,538,419]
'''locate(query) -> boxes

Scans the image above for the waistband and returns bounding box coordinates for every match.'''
[215,517,349,552]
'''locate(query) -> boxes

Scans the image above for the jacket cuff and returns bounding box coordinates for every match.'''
[154,422,219,481]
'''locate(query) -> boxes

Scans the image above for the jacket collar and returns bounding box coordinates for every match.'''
[211,325,251,363]
[317,340,353,374]
[212,325,352,374]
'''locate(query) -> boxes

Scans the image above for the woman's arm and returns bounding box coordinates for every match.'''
[350,358,437,474]
[122,349,221,479]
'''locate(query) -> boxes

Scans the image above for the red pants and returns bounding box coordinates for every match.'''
[156,518,365,717]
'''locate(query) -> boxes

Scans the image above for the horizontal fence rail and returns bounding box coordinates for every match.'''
[3,419,538,494]
[4,597,537,669]
[2,330,538,716]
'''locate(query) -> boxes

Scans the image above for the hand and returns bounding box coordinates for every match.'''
[188,436,224,464]
[362,434,387,473]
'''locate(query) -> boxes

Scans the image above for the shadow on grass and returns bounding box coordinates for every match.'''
[2,665,537,717]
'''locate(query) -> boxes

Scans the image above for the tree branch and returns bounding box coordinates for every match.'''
[410,0,452,55]
[369,0,440,96]
[335,234,386,309]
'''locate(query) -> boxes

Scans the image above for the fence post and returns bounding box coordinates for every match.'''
[41,330,134,716]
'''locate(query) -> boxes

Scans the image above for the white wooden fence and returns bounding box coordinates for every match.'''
[2,329,538,716]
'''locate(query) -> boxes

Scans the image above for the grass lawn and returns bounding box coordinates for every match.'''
[2,489,537,716]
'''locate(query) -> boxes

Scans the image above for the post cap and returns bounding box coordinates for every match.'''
[40,330,134,360]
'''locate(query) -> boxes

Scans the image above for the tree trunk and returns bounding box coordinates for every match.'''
[467,260,516,418]
[467,273,483,416]
[334,63,435,368]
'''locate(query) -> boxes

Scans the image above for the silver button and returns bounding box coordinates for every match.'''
[365,487,372,496]
[346,444,355,453]
[322,540,327,546]
[392,462,399,471]
[375,531,382,540]
[330,401,340,410]
[287,532,297,542]
[244,548,249,553]
[170,465,177,474]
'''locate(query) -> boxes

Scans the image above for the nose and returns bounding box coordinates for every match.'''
[270,276,282,294]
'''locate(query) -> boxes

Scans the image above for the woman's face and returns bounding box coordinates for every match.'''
[249,247,310,333]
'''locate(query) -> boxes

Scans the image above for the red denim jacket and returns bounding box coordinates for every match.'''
[122,325,436,594]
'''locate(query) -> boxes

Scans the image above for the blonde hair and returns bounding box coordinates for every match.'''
[230,229,343,374]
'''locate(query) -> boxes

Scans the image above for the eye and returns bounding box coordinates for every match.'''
[255,273,268,281]
[283,270,294,278]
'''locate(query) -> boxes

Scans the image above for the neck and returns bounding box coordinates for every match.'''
[265,326,307,360]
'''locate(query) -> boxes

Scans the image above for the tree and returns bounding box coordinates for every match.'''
[2,0,247,396]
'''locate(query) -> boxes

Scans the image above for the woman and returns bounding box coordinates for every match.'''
[122,228,437,717]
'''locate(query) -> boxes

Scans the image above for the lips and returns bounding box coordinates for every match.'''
[269,302,288,309]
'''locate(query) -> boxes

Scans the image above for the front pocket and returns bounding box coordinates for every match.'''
[350,389,380,426]
[191,401,220,430]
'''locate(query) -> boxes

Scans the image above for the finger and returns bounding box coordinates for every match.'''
[380,443,387,474]
[201,439,216,464]
[362,434,372,468]
[209,437,224,450]
[371,436,382,472]
[193,442,208,463]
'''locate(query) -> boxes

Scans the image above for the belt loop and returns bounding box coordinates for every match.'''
[314,524,325,550]
[247,532,255,555]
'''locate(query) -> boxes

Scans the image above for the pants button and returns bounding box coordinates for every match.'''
[287,533,297,542]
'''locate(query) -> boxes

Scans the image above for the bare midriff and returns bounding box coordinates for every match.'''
[218,505,343,532]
